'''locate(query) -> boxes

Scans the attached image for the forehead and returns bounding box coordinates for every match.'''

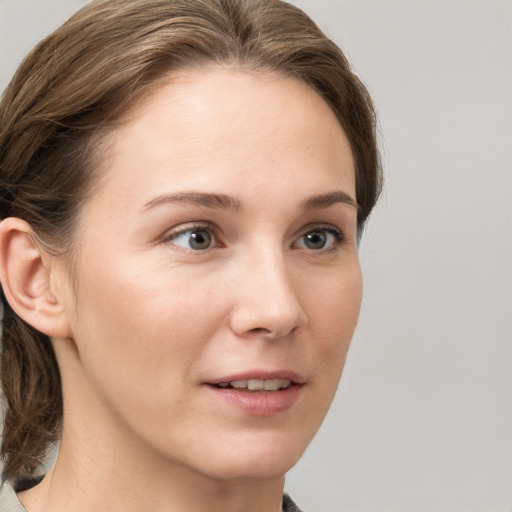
[88,67,355,214]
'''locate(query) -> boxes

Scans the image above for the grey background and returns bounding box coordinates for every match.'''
[1,1,511,511]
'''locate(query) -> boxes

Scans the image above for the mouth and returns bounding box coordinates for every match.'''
[213,379,292,391]
[204,371,304,415]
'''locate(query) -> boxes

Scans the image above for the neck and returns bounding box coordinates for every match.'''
[18,350,286,512]
[19,431,285,512]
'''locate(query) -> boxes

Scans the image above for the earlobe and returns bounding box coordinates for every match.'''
[0,217,72,338]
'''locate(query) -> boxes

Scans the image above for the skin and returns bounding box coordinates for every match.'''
[13,68,362,512]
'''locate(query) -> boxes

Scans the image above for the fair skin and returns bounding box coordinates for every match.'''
[0,68,361,512]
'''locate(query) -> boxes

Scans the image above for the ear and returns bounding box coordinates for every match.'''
[0,217,72,338]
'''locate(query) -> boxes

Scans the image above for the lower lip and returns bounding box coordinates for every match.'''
[205,384,302,416]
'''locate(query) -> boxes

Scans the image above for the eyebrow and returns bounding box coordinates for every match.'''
[300,191,358,212]
[143,192,241,211]
[142,190,357,213]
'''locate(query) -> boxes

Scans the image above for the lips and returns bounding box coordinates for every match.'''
[204,370,305,416]
[216,378,292,391]
[206,370,305,387]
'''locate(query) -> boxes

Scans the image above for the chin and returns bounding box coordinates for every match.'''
[200,456,298,483]
[187,430,312,483]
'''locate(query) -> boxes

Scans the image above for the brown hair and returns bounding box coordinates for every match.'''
[0,0,381,480]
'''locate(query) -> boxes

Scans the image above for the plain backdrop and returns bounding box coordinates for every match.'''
[0,1,511,511]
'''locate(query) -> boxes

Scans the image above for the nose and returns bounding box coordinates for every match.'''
[228,248,308,340]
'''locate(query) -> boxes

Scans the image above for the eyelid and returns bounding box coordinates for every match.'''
[161,221,346,252]
[295,223,344,239]
[164,221,222,250]
[293,224,345,251]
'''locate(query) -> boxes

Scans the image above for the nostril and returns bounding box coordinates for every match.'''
[247,325,301,340]
[249,327,272,336]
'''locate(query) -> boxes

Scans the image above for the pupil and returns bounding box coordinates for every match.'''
[305,231,326,249]
[189,231,211,250]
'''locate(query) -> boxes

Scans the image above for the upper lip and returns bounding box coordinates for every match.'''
[206,370,306,385]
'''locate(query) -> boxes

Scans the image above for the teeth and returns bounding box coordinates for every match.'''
[264,379,290,391]
[248,379,264,390]
[223,379,291,391]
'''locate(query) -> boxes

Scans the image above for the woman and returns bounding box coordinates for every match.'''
[0,0,381,511]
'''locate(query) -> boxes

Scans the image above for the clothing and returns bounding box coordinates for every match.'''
[0,476,303,512]
[282,493,303,512]
[0,477,34,512]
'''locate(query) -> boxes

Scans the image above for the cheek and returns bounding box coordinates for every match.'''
[68,253,226,391]
[306,263,363,379]
[310,261,362,335]
[64,258,232,450]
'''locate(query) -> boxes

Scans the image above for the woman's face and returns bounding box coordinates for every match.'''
[56,68,362,481]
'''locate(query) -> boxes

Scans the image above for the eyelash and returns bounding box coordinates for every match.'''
[293,225,345,252]
[164,222,222,251]
[164,222,345,253]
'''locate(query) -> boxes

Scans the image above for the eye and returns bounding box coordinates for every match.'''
[294,227,343,251]
[167,225,218,251]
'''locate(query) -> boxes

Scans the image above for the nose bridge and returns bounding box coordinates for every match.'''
[229,243,307,338]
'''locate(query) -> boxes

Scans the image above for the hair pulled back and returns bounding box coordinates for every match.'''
[0,0,381,480]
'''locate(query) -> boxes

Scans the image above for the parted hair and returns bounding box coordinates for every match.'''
[0,0,381,480]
